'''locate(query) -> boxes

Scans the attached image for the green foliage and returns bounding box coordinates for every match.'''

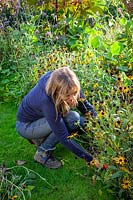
[0,1,132,103]
[75,64,132,199]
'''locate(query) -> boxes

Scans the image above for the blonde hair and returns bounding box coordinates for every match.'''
[45,67,80,116]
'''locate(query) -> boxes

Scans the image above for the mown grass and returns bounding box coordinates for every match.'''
[0,102,114,200]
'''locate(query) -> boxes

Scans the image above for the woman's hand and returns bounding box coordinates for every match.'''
[95,159,100,168]
[89,158,100,168]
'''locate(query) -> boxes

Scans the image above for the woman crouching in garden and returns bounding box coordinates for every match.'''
[16,67,99,169]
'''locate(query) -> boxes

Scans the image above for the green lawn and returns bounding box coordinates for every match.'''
[0,102,114,200]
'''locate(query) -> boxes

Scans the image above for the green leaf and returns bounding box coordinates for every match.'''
[31,35,38,43]
[120,18,127,26]
[108,165,117,170]
[68,38,77,46]
[118,189,123,198]
[106,146,115,156]
[117,66,129,72]
[111,171,123,179]
[24,185,35,191]
[89,36,102,48]
[98,189,103,196]
[1,79,10,84]
[110,42,121,55]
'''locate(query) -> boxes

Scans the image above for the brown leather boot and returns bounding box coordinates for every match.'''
[34,150,62,169]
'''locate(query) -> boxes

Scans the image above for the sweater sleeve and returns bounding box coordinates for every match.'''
[41,98,93,162]
[77,90,97,117]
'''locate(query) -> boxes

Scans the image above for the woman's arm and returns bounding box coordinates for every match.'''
[42,98,93,163]
[77,90,97,117]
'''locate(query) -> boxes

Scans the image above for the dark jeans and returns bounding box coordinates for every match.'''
[16,111,85,151]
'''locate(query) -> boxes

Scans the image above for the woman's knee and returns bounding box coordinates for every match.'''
[64,111,80,130]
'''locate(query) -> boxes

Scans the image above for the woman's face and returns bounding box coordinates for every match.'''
[61,91,78,106]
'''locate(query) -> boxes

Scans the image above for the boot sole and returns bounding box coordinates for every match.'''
[34,160,62,169]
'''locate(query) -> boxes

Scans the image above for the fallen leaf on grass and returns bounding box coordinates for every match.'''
[16,160,27,166]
